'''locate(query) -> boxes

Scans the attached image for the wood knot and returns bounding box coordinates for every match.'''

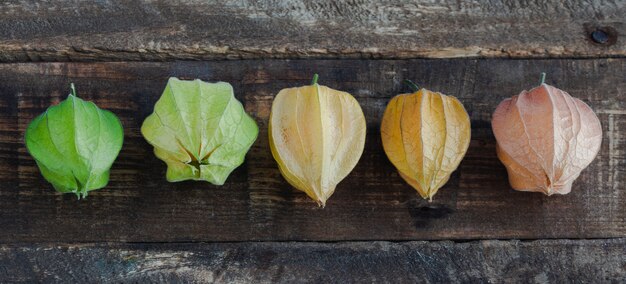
[584,24,618,46]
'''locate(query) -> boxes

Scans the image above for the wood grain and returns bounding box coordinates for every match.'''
[1,239,625,283]
[0,59,624,242]
[0,0,624,62]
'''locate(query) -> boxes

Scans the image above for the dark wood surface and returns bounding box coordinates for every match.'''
[0,59,623,242]
[0,0,624,61]
[0,1,625,281]
[1,239,625,283]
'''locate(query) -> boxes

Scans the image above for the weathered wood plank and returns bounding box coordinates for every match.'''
[1,239,625,283]
[0,76,18,239]
[0,59,624,242]
[0,0,624,62]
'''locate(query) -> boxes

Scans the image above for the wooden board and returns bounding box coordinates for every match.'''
[0,59,624,242]
[0,0,624,61]
[1,239,625,283]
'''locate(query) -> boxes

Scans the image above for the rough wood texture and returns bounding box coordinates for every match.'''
[0,0,624,62]
[0,59,624,242]
[1,239,625,283]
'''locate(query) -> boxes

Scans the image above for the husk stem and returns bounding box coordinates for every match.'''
[70,83,77,97]
[404,79,420,93]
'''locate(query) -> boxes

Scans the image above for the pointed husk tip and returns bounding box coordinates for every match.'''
[317,201,325,208]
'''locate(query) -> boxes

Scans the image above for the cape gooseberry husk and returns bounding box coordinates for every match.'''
[381,80,471,201]
[141,78,258,185]
[269,74,366,207]
[492,73,602,195]
[25,83,124,198]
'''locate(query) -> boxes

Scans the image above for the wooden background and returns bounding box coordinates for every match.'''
[0,0,624,283]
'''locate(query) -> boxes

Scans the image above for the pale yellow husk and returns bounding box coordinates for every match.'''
[269,84,366,207]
